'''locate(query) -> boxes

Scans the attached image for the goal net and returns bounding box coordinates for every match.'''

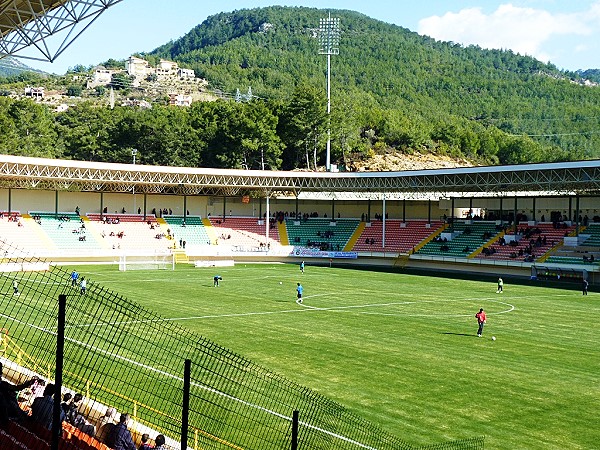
[118,252,175,271]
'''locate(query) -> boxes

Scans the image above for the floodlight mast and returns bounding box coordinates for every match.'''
[318,13,340,172]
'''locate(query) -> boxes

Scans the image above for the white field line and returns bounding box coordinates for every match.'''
[65,295,515,331]
[0,311,377,450]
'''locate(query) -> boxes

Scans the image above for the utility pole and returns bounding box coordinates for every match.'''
[318,13,340,172]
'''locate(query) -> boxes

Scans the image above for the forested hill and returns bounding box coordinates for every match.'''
[1,7,600,170]
[148,6,600,163]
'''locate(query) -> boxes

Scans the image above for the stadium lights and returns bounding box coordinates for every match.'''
[318,13,340,172]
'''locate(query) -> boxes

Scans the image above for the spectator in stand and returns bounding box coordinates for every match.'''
[0,362,37,424]
[65,393,95,436]
[139,433,154,450]
[96,406,117,444]
[154,434,166,450]
[61,392,73,418]
[31,383,64,430]
[107,413,136,450]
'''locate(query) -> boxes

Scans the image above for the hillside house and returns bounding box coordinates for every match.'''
[121,98,152,109]
[87,66,120,88]
[126,56,151,86]
[178,68,195,79]
[157,59,178,76]
[24,86,44,99]
[168,93,193,107]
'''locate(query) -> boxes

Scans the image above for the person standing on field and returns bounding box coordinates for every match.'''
[496,277,503,293]
[300,261,305,274]
[582,278,589,295]
[296,283,303,303]
[475,308,486,337]
[70,270,78,287]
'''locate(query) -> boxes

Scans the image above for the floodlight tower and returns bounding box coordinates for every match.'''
[318,13,340,172]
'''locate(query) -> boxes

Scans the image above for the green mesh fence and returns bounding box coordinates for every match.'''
[0,238,483,450]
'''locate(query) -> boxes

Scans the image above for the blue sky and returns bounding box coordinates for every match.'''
[7,0,600,73]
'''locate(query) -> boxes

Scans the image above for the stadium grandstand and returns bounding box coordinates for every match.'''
[1,155,600,277]
[1,154,600,449]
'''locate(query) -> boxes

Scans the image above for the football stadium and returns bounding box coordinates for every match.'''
[0,155,599,450]
[0,2,599,450]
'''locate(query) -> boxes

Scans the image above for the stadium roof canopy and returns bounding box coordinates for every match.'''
[0,0,122,63]
[1,155,600,200]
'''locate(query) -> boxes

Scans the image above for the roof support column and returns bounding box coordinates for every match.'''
[295,195,299,219]
[100,192,104,219]
[514,196,518,234]
[222,196,227,222]
[402,199,406,223]
[382,195,386,249]
[499,197,503,227]
[428,199,431,225]
[331,198,335,220]
[265,194,270,247]
[55,190,59,219]
[451,197,455,233]
[576,194,580,237]
[569,197,573,221]
[532,197,536,222]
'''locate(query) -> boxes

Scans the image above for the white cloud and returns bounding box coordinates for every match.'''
[418,2,598,62]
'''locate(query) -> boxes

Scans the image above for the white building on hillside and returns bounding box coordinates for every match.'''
[126,56,151,86]
[87,66,120,88]
[178,68,195,79]
[24,86,44,99]
[168,93,193,107]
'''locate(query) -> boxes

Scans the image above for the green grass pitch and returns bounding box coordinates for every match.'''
[69,262,598,450]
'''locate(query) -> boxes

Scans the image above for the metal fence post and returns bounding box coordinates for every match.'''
[52,294,66,450]
[182,359,191,450]
[292,410,299,450]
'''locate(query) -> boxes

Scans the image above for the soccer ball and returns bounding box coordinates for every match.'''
[491,336,496,341]
[279,282,282,285]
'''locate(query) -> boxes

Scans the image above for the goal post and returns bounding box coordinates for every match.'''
[118,252,175,271]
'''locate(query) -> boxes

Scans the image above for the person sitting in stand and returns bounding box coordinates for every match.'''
[139,433,154,450]
[0,362,38,424]
[106,413,136,450]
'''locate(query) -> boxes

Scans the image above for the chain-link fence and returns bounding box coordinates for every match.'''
[0,238,483,450]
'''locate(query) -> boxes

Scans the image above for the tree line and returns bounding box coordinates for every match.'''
[0,84,570,170]
[1,6,600,168]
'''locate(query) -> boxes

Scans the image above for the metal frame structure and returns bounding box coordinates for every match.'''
[1,155,600,200]
[0,0,123,63]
